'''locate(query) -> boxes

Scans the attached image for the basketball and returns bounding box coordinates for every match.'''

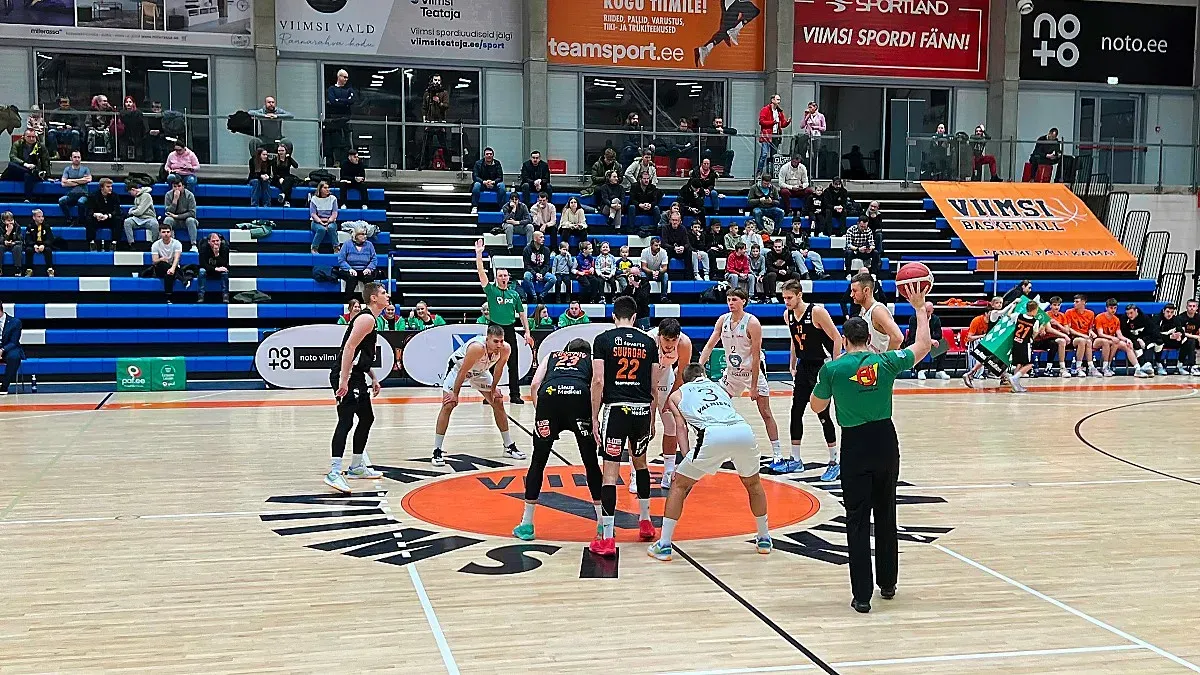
[896,262,934,300]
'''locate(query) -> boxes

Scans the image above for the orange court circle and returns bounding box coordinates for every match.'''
[401,466,822,543]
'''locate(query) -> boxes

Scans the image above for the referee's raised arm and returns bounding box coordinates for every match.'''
[906,290,932,363]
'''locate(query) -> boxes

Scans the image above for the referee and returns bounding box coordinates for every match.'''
[810,288,931,614]
[475,239,534,404]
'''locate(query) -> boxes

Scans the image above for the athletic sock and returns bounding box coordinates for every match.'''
[770,439,782,458]
[639,498,651,521]
[501,430,513,447]
[521,503,535,526]
[433,434,445,450]
[593,503,603,521]
[659,517,678,546]
[828,444,838,464]
[602,515,615,539]
[600,485,617,539]
[330,457,343,473]
[663,453,676,476]
[755,514,769,538]
[349,454,364,469]
[790,443,802,462]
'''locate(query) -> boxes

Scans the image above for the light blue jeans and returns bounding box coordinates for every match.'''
[249,178,271,207]
[311,221,338,251]
[521,271,557,299]
[791,250,825,276]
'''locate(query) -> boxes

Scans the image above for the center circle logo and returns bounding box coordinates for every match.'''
[401,466,821,542]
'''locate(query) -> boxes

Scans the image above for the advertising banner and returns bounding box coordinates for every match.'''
[0,0,252,49]
[547,0,765,72]
[256,324,393,389]
[536,323,615,360]
[792,0,989,80]
[401,324,533,387]
[1018,0,1196,87]
[924,182,1136,273]
[275,0,522,63]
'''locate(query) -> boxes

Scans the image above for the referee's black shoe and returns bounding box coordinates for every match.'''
[880,587,896,600]
[851,599,871,613]
[510,395,525,405]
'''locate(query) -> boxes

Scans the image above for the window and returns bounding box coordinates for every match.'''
[403,69,481,171]
[582,76,653,168]
[36,52,123,115]
[321,64,404,168]
[124,57,210,115]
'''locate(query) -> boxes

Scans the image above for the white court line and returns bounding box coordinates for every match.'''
[0,410,95,422]
[0,508,380,527]
[656,644,1144,674]
[935,544,1200,673]
[408,564,460,675]
[901,477,1182,491]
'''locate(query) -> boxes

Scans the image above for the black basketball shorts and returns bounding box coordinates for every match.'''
[597,402,652,460]
[534,384,593,442]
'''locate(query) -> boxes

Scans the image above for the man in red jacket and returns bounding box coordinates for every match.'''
[757,94,790,178]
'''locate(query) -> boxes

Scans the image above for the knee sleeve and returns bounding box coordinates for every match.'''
[817,407,836,445]
[525,439,552,501]
[636,467,651,499]
[789,395,806,444]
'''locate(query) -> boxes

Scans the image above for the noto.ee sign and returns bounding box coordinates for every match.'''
[1030,12,1168,69]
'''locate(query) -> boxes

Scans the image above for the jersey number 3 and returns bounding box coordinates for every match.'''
[615,357,641,380]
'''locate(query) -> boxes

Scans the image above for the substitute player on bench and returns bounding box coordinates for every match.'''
[777,279,842,479]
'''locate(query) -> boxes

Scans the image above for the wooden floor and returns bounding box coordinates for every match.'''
[2,378,1199,674]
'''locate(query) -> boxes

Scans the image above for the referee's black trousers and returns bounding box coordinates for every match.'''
[492,322,521,400]
[840,418,900,603]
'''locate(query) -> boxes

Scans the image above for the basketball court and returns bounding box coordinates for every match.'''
[2,379,1199,673]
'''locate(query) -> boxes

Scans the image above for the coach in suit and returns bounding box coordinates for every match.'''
[1,309,24,395]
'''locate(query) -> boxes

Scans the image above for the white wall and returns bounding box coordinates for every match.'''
[483,70,524,170]
[1127,193,1199,274]
[0,47,32,160]
[1016,89,1075,176]
[791,81,815,126]
[729,79,764,179]
[211,56,258,165]
[954,88,987,135]
[276,60,322,167]
[546,72,579,174]
[1144,93,1196,187]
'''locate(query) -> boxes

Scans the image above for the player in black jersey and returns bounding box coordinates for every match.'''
[513,338,602,541]
[1008,300,1041,393]
[1179,300,1200,376]
[325,282,389,494]
[1152,302,1198,375]
[589,296,661,558]
[778,279,843,480]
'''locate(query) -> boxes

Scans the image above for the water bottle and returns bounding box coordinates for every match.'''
[30,374,37,394]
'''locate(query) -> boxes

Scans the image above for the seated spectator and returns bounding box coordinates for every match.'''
[596,169,625,230]
[584,147,620,197]
[475,301,492,325]
[521,230,554,302]
[623,148,659,188]
[844,219,876,279]
[688,221,711,281]
[764,239,798,303]
[2,129,51,203]
[549,240,576,303]
[660,210,693,279]
[747,243,766,302]
[573,240,600,302]
[723,222,742,254]
[747,174,784,234]
[151,225,181,303]
[530,191,557,241]
[85,177,120,251]
[470,146,505,213]
[309,181,340,254]
[145,100,168,163]
[123,184,158,250]
[530,304,554,329]
[904,301,948,380]
[376,304,405,331]
[971,125,1001,181]
[1154,301,1199,375]
[338,149,370,210]
[272,144,300,207]
[618,271,653,330]
[164,141,200,191]
[1096,298,1149,377]
[338,298,363,324]
[741,221,766,251]
[519,150,553,204]
[46,96,82,158]
[0,211,25,277]
[197,232,230,304]
[0,305,22,395]
[678,177,707,226]
[23,209,53,277]
[863,200,884,267]
[777,154,811,217]
[926,123,952,180]
[558,300,591,328]
[595,240,618,301]
[818,176,851,235]
[558,196,588,249]
[1029,127,1062,179]
[639,236,670,302]
[701,117,736,174]
[248,147,273,207]
[407,301,446,330]
[725,241,750,294]
[689,157,721,213]
[619,112,648,168]
[501,191,533,252]
[334,225,378,302]
[58,151,91,226]
[163,177,199,252]
[706,220,726,261]
[784,219,825,280]
[116,96,145,161]
[627,170,663,234]
[615,244,635,294]
[1063,293,1100,377]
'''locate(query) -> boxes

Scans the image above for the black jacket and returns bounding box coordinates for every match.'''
[784,228,811,253]
[596,181,625,206]
[523,242,551,275]
[677,185,706,217]
[87,190,121,222]
[660,223,690,252]
[340,159,366,182]
[904,312,944,348]
[473,158,504,183]
[821,185,850,213]
[248,156,272,182]
[688,227,709,252]
[199,240,230,273]
[519,160,551,188]
[766,249,793,274]
[619,277,652,318]
[273,155,298,180]
[24,222,53,247]
[629,183,662,211]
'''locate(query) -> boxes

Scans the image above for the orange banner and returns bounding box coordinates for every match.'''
[924,182,1137,273]
[546,0,764,72]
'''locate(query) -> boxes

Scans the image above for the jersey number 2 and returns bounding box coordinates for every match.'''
[615,357,641,380]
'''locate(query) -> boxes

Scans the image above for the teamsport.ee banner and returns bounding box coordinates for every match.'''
[970,295,1050,377]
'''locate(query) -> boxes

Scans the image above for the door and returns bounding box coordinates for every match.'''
[1078,95,1142,184]
[887,98,925,180]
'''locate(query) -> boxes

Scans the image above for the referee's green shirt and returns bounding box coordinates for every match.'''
[484,282,523,326]
[813,349,915,428]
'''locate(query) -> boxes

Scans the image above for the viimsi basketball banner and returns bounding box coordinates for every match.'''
[925,182,1136,273]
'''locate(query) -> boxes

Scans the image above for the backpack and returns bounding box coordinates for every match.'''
[308,169,335,186]
[312,266,336,283]
[126,172,155,189]
[699,281,729,304]
[233,290,272,304]
[226,110,255,136]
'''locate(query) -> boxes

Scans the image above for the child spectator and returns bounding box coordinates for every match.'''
[725,241,751,294]
[595,241,618,302]
[550,240,575,303]
[748,243,766,302]
[23,209,54,277]
[615,245,635,294]
[573,240,600,302]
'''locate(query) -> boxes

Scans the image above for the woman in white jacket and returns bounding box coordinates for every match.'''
[558,196,588,250]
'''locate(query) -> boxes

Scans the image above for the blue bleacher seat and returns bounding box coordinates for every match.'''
[19,355,255,376]
[0,181,385,203]
[0,276,341,293]
[0,201,387,224]
[3,251,387,268]
[48,226,387,245]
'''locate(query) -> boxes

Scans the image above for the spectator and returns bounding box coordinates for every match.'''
[619,271,653,330]
[799,101,826,139]
[844,219,876,278]
[164,141,199,191]
[661,210,693,279]
[521,229,554,302]
[688,221,711,281]
[519,150,553,205]
[376,304,405,331]
[1002,279,1034,306]
[862,200,884,270]
[818,176,851,235]
[407,301,446,330]
[585,147,620,197]
[904,301,949,380]
[334,225,378,302]
[619,111,648,167]
[777,154,811,217]
[308,181,340,255]
[627,170,663,234]
[58,150,92,226]
[163,178,199,252]
[23,209,53,277]
[501,191,533,252]
[46,96,82,158]
[573,240,600,302]
[339,149,370,210]
[530,191,558,241]
[1029,127,1062,179]
[741,220,766,251]
[747,173,785,234]
[927,123,951,179]
[971,124,1000,181]
[595,240,619,301]
[558,196,588,249]
[122,184,158,250]
[658,202,682,231]
[724,222,742,253]
[842,145,868,180]
[326,69,359,118]
[624,148,659,187]
[420,73,450,169]
[151,224,181,303]
[615,244,635,294]
[658,118,695,173]
[747,242,766,302]
[639,236,670,302]
[470,147,505,213]
[0,305,22,395]
[2,128,51,203]
[116,96,145,161]
[558,300,591,328]
[530,304,554,329]
[784,219,825,280]
[1122,303,1158,375]
[86,95,115,158]
[248,147,273,207]
[476,301,491,325]
[757,93,790,177]
[1033,297,1072,377]
[701,117,736,174]
[706,220,726,262]
[272,144,300,207]
[549,240,576,303]
[1154,302,1198,375]
[725,241,751,294]
[145,100,167,163]
[85,177,120,251]
[963,296,1003,376]
[338,298,362,324]
[1,211,23,277]
[764,239,798,303]
[248,95,293,147]
[678,177,708,226]
[197,232,230,304]
[689,156,721,213]
[596,169,625,230]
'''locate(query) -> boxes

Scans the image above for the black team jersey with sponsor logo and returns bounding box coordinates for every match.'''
[543,350,593,392]
[787,304,832,363]
[1012,314,1037,345]
[593,327,658,405]
[1180,311,1200,337]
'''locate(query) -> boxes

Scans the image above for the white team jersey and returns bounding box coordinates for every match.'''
[448,336,501,378]
[678,378,745,430]
[645,327,679,394]
[860,301,893,353]
[720,312,762,375]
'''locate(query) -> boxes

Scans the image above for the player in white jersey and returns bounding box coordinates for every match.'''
[850,272,902,353]
[647,363,772,561]
[631,319,693,492]
[432,325,525,467]
[698,287,784,463]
